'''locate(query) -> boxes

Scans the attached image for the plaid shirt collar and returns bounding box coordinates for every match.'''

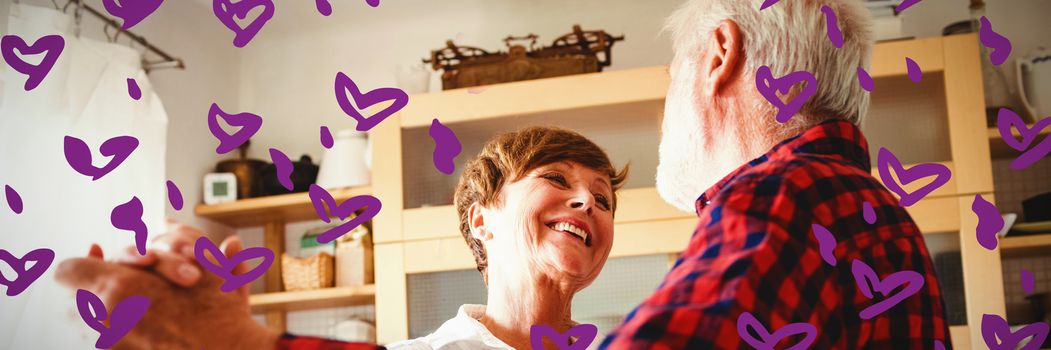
[695,119,871,214]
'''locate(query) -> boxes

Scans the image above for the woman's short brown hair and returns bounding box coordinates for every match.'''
[453,126,629,283]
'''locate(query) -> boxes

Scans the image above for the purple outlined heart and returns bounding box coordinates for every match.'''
[876,147,951,207]
[194,236,274,293]
[112,197,148,256]
[127,78,141,100]
[316,0,332,16]
[972,194,1004,251]
[0,248,54,296]
[979,16,1012,66]
[208,103,262,155]
[213,0,274,48]
[755,65,817,124]
[862,201,876,224]
[429,118,462,175]
[269,148,294,191]
[308,184,382,244]
[64,135,139,181]
[811,224,837,267]
[102,0,164,30]
[997,108,1050,170]
[166,180,183,211]
[857,67,874,92]
[736,312,817,350]
[821,5,843,48]
[5,184,23,214]
[529,324,598,350]
[981,314,1048,350]
[76,289,150,349]
[1,34,65,91]
[334,72,409,132]
[895,0,922,13]
[851,259,925,319]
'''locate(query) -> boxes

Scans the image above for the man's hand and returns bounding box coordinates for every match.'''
[109,218,207,287]
[56,235,279,349]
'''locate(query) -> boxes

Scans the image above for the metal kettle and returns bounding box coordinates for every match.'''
[1017,47,1051,122]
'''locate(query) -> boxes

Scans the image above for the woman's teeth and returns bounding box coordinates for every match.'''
[551,222,588,242]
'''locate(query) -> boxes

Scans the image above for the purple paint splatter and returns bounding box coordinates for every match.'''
[1021,268,1034,295]
[365,0,380,7]
[208,103,262,155]
[429,118,462,175]
[0,248,54,296]
[736,312,817,350]
[127,78,141,100]
[334,72,409,132]
[112,197,148,256]
[821,5,843,49]
[755,65,818,124]
[64,135,139,181]
[862,201,876,224]
[905,57,922,83]
[213,0,274,48]
[852,259,925,319]
[972,194,1004,251]
[934,340,945,350]
[895,0,922,13]
[759,0,781,11]
[981,314,1048,350]
[102,0,164,30]
[530,324,598,350]
[269,148,294,191]
[166,180,183,211]
[997,108,1050,170]
[5,185,23,214]
[979,16,1012,66]
[194,236,274,292]
[1,34,65,91]
[857,67,874,92]
[308,184,383,243]
[320,126,334,149]
[876,147,952,207]
[316,0,332,16]
[76,289,150,349]
[812,224,838,266]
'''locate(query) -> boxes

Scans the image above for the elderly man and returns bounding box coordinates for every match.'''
[600,0,949,349]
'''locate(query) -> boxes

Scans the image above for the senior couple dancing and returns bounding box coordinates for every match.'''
[56,0,951,349]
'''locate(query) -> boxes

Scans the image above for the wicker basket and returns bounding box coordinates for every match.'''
[281,252,334,291]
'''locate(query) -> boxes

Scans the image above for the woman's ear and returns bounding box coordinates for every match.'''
[468,202,493,241]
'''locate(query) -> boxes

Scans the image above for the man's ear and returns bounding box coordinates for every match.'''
[704,19,744,95]
[468,202,493,241]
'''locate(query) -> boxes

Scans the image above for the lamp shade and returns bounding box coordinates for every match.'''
[316,129,371,189]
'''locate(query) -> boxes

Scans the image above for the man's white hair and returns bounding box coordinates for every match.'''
[664,0,873,138]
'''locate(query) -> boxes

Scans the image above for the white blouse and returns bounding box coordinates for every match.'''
[385,304,516,350]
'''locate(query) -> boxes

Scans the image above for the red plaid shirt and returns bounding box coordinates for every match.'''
[600,120,950,349]
[275,333,385,350]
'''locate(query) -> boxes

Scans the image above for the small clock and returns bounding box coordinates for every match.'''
[203,173,238,205]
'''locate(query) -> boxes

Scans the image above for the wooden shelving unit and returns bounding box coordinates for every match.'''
[987,125,1051,159]
[1000,233,1051,258]
[195,185,374,331]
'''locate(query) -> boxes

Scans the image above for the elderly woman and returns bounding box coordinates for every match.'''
[56,126,626,350]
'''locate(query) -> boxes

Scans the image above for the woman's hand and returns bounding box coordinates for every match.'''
[55,236,279,349]
[111,218,206,287]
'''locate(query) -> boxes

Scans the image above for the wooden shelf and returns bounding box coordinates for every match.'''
[195,186,372,227]
[949,325,970,350]
[987,124,1051,159]
[1000,233,1051,258]
[249,285,376,313]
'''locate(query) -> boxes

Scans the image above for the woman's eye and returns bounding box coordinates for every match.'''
[596,195,611,210]
[543,173,568,186]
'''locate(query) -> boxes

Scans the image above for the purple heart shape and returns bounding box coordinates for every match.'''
[811,224,837,267]
[851,259,925,319]
[1,34,64,91]
[0,248,54,296]
[821,5,844,49]
[429,118,462,175]
[979,16,1012,67]
[194,236,274,292]
[736,312,817,350]
[981,314,1048,350]
[213,0,274,48]
[127,78,141,100]
[64,135,140,181]
[102,0,164,30]
[308,184,382,244]
[972,194,1004,251]
[112,196,148,255]
[334,72,409,132]
[997,109,1051,170]
[269,148,295,191]
[208,103,262,155]
[76,289,151,349]
[755,65,818,124]
[530,324,598,350]
[895,0,922,13]
[5,184,24,214]
[316,0,332,16]
[876,147,951,207]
